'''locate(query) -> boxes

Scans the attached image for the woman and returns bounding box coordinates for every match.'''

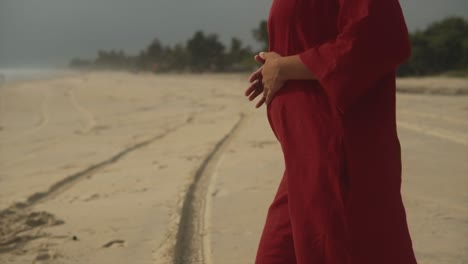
[244,0,418,263]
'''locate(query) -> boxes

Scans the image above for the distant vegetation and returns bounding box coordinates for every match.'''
[70,22,267,73]
[70,17,467,76]
[399,17,468,77]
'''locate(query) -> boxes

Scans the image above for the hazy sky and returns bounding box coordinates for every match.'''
[1,0,467,67]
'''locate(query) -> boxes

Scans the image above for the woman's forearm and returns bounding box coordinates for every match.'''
[277,55,317,81]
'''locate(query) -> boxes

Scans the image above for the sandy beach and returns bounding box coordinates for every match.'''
[0,72,467,264]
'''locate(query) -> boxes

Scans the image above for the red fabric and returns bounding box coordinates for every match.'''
[255,0,418,263]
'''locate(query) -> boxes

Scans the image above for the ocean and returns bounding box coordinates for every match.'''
[0,68,72,84]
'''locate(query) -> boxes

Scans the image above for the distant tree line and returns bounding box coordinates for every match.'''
[70,17,467,76]
[399,16,468,77]
[70,22,268,73]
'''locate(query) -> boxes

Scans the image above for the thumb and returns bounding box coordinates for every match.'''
[259,51,270,60]
[254,54,265,64]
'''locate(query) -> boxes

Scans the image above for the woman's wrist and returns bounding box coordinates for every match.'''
[276,57,289,81]
[277,55,317,81]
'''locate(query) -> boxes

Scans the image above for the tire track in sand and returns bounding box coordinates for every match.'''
[26,114,195,207]
[0,114,195,254]
[172,113,246,264]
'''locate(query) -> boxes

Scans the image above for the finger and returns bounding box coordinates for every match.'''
[249,87,263,101]
[245,84,260,97]
[256,96,266,108]
[244,79,262,96]
[248,67,263,83]
[244,80,257,96]
[255,54,265,64]
[248,69,262,84]
[266,91,275,106]
[262,89,269,104]
[259,51,270,60]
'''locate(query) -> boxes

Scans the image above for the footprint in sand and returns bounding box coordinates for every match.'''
[60,164,76,170]
[35,253,52,261]
[153,161,168,170]
[211,188,229,198]
[26,211,64,227]
[102,239,126,248]
[34,249,60,263]
[182,155,202,161]
[250,140,277,149]
[83,193,101,202]
[132,187,149,193]
[92,125,111,133]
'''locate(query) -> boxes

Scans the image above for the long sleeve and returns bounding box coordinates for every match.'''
[298,0,411,114]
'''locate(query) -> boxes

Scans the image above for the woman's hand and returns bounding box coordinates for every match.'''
[245,52,286,108]
[259,52,286,106]
[245,51,318,108]
[244,55,267,108]
[246,52,311,108]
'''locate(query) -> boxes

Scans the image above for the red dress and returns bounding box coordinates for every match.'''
[255,0,418,263]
